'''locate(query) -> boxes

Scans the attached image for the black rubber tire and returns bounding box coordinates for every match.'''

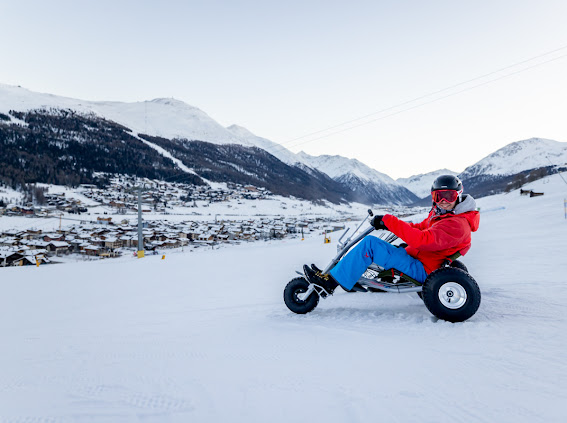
[422,267,481,322]
[417,261,467,301]
[450,260,468,273]
[284,277,319,314]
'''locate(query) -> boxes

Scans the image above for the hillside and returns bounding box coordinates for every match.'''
[0,108,202,187]
[138,134,350,204]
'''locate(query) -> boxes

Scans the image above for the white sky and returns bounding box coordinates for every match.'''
[1,0,567,179]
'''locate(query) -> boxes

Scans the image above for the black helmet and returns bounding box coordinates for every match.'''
[431,175,463,193]
[431,175,463,204]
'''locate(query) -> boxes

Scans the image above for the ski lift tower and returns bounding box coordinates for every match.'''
[126,183,150,259]
[137,186,144,258]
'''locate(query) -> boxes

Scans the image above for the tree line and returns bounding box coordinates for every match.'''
[0,109,204,191]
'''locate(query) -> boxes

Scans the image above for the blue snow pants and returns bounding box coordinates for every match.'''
[329,236,428,291]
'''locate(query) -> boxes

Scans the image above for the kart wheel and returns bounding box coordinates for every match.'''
[284,277,319,314]
[450,260,468,273]
[422,268,481,322]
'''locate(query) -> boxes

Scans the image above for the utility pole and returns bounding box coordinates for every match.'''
[137,186,145,258]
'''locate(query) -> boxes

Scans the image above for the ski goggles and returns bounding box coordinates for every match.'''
[432,189,459,203]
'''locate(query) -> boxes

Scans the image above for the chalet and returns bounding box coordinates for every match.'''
[197,233,214,242]
[0,237,18,247]
[2,229,22,238]
[47,241,71,255]
[24,240,50,250]
[177,230,196,240]
[22,229,43,240]
[82,245,101,256]
[0,251,45,266]
[103,237,123,249]
[161,239,181,248]
[120,235,138,248]
[43,233,65,242]
[242,230,257,240]
[0,251,22,266]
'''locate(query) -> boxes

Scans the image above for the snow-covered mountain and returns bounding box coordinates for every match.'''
[397,169,459,198]
[460,137,567,178]
[296,152,418,205]
[0,83,418,205]
[0,83,298,155]
[458,137,567,197]
[3,83,565,203]
[225,124,299,165]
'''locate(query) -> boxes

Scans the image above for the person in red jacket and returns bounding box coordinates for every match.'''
[304,175,480,294]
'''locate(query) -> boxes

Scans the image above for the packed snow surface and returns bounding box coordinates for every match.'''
[2,184,567,420]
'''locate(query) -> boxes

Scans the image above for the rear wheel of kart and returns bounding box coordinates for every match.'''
[422,268,481,322]
[418,261,469,301]
[450,260,468,273]
[284,277,319,314]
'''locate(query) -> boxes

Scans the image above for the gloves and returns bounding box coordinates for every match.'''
[370,215,387,230]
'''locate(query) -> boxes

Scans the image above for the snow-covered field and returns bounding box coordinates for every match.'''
[1,174,567,422]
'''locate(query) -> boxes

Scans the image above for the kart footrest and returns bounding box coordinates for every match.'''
[349,282,368,292]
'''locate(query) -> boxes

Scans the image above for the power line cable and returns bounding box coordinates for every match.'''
[135,44,567,183]
[266,45,567,155]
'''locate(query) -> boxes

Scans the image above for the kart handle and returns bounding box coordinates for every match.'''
[337,208,374,252]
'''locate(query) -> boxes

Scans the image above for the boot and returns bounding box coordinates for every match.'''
[303,265,339,295]
[311,263,322,273]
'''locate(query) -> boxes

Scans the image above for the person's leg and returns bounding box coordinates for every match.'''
[329,236,427,290]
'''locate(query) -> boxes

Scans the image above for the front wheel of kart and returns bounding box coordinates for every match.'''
[422,268,481,322]
[284,277,319,314]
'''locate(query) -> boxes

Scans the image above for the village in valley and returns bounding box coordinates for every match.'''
[0,176,354,267]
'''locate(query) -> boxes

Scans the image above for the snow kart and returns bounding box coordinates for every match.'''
[283,210,481,323]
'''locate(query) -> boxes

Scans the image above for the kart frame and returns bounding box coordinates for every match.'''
[295,210,424,300]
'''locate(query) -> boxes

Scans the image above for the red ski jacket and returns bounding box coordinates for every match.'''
[382,195,480,274]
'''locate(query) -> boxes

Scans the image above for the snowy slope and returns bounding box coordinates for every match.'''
[397,168,459,198]
[3,172,566,421]
[0,83,242,143]
[460,137,567,178]
[225,124,299,165]
[0,83,295,161]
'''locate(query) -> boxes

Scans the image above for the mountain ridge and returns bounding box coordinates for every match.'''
[1,83,566,203]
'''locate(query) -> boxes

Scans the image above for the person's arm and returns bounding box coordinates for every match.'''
[407,217,429,230]
[383,215,468,251]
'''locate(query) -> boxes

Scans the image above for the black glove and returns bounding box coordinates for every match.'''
[370,215,387,230]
